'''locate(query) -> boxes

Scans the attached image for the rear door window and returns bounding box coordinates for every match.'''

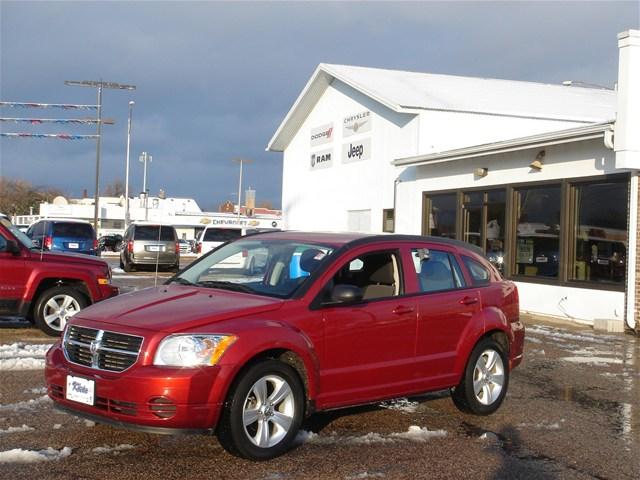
[411,248,465,293]
[53,222,94,238]
[203,228,242,242]
[135,226,176,241]
[462,256,491,286]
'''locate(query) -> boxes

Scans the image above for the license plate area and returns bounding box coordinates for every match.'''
[68,243,79,249]
[146,245,164,252]
[66,375,95,406]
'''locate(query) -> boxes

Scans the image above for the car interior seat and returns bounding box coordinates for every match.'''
[362,260,396,300]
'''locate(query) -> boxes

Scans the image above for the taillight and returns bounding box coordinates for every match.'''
[175,242,180,254]
[93,239,98,251]
[44,236,52,250]
[196,242,202,254]
[242,249,248,258]
[127,240,134,253]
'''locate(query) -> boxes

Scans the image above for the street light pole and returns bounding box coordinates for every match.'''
[124,101,134,228]
[139,152,152,221]
[233,158,253,217]
[65,79,136,234]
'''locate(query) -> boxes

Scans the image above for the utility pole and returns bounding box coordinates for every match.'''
[140,151,152,221]
[124,101,134,228]
[65,80,136,233]
[233,158,253,217]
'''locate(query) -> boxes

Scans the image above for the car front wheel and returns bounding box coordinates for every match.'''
[217,360,304,460]
[451,337,509,415]
[33,286,87,336]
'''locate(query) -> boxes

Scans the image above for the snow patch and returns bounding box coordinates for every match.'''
[24,387,47,395]
[297,426,446,446]
[517,422,561,430]
[0,424,35,435]
[0,343,52,371]
[0,447,72,463]
[560,356,622,365]
[378,398,419,413]
[346,473,385,479]
[0,395,51,412]
[92,444,135,454]
[84,420,96,428]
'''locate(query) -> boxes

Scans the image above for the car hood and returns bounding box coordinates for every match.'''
[28,250,107,268]
[73,285,285,333]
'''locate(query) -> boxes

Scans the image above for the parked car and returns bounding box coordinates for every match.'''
[26,219,98,256]
[196,226,242,256]
[120,223,179,272]
[0,216,118,336]
[46,232,523,460]
[177,238,191,255]
[98,233,123,253]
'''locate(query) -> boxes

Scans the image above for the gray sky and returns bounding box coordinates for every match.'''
[1,1,638,210]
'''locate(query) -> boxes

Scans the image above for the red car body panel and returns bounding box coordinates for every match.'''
[45,232,524,433]
[0,221,118,317]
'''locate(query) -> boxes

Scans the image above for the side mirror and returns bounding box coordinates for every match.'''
[5,240,21,255]
[331,284,363,304]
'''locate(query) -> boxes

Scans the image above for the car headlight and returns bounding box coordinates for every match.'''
[153,334,237,367]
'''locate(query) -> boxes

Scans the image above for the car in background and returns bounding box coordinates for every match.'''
[26,219,98,256]
[0,216,117,336]
[46,232,523,460]
[178,238,192,255]
[98,233,123,253]
[120,223,179,272]
[196,226,242,256]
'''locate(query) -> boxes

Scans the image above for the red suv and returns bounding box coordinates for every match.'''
[46,232,524,459]
[0,217,118,336]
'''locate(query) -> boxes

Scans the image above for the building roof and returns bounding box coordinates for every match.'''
[267,63,617,152]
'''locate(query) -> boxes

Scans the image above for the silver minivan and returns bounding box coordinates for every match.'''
[120,223,179,272]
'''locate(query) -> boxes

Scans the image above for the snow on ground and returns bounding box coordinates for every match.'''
[0,343,52,371]
[0,425,35,435]
[297,426,446,446]
[0,395,51,412]
[0,447,72,463]
[526,326,618,345]
[560,356,623,365]
[91,444,136,454]
[378,398,419,413]
[517,421,563,430]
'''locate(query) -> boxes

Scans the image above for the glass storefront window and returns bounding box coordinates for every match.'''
[515,185,561,278]
[462,192,482,247]
[485,190,506,273]
[571,180,628,284]
[427,194,456,239]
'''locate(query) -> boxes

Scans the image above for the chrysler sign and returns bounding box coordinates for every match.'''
[343,111,371,137]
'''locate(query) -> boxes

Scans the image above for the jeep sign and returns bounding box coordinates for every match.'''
[342,138,371,163]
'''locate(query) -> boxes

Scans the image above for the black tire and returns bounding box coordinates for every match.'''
[217,360,305,460]
[451,337,509,415]
[119,258,125,269]
[123,258,134,273]
[170,263,180,273]
[34,286,88,337]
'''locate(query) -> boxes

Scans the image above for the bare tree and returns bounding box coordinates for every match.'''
[102,179,125,197]
[0,177,65,216]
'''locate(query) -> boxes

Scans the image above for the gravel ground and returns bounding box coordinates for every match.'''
[0,270,638,479]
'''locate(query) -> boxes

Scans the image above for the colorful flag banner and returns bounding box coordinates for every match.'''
[0,102,99,110]
[0,118,102,124]
[0,133,99,140]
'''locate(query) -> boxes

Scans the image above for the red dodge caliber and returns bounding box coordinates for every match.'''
[46,232,524,460]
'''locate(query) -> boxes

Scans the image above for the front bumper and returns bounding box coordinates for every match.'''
[45,344,225,431]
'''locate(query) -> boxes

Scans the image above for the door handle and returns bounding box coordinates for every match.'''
[460,296,479,306]
[393,305,414,315]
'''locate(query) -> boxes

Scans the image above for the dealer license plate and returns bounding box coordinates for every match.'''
[68,243,79,249]
[148,245,162,252]
[66,375,95,406]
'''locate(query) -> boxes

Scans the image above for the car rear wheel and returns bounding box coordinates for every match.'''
[451,337,509,415]
[217,360,304,460]
[34,286,87,336]
[123,258,135,273]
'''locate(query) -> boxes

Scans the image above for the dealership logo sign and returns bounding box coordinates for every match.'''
[343,111,371,137]
[310,123,334,147]
[342,138,371,163]
[310,149,333,170]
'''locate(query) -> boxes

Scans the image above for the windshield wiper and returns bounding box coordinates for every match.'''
[195,280,254,294]
[170,277,195,286]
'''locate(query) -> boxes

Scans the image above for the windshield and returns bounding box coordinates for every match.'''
[0,218,34,249]
[172,238,335,298]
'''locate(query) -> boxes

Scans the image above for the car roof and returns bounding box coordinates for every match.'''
[36,218,93,225]
[247,231,485,255]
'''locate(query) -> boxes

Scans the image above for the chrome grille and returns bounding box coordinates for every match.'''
[63,325,143,372]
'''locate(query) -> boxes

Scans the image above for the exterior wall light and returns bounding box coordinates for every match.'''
[530,150,545,170]
[474,167,488,177]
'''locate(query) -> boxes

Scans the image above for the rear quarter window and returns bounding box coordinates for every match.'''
[462,256,491,286]
[52,222,94,238]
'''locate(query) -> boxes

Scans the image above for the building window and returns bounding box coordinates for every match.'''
[382,209,395,233]
[425,193,457,239]
[569,179,628,284]
[462,192,482,247]
[515,185,561,278]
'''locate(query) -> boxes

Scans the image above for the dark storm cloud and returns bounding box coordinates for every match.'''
[1,1,637,210]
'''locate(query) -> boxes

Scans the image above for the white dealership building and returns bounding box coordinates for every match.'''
[268,30,640,332]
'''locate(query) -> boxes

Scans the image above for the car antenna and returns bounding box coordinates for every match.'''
[154,224,161,288]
